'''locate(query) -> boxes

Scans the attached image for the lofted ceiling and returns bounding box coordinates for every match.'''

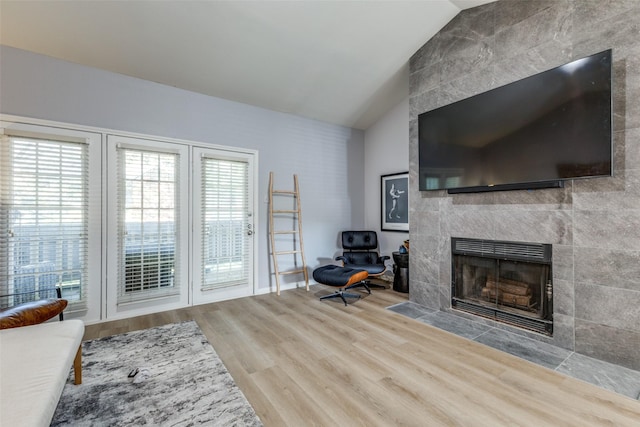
[0,0,493,130]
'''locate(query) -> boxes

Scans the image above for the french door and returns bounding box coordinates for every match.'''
[106,138,256,319]
[106,136,190,319]
[192,147,256,304]
[3,117,257,322]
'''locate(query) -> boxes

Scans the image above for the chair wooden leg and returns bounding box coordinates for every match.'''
[73,344,82,385]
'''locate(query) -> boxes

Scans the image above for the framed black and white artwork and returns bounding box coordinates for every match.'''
[381,172,409,232]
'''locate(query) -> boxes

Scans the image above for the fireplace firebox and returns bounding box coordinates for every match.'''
[451,238,553,335]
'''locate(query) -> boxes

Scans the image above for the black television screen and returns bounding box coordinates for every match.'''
[418,49,612,193]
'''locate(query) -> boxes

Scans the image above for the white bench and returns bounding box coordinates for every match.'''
[0,319,84,427]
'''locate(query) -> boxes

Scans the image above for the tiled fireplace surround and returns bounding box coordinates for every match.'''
[408,0,640,371]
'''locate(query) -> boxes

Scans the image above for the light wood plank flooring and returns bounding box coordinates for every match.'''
[85,286,640,426]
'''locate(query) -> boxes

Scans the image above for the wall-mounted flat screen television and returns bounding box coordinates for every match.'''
[418,49,612,193]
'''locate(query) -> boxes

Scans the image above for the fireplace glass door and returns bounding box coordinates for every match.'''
[451,238,553,335]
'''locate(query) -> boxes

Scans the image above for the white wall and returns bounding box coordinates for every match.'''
[0,46,365,295]
[364,96,410,258]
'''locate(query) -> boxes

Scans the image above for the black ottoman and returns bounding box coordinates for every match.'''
[313,265,370,306]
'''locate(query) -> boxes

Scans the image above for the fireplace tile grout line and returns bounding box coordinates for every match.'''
[387,301,640,400]
[469,327,494,341]
[554,351,576,372]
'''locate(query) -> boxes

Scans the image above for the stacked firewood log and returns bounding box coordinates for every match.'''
[481,276,531,307]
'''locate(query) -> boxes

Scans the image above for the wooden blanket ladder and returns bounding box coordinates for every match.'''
[268,172,309,295]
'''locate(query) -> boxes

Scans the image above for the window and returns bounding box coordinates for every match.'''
[0,134,89,310]
[116,145,180,304]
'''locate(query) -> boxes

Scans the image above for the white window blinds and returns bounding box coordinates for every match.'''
[0,135,89,310]
[117,146,180,304]
[201,156,250,291]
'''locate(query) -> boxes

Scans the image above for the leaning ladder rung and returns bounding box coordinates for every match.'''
[274,230,299,234]
[275,250,301,255]
[272,209,299,214]
[279,269,305,275]
[272,190,296,195]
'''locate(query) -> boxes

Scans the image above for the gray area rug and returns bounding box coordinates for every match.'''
[51,321,262,426]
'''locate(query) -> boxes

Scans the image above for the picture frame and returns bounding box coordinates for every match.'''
[381,172,409,232]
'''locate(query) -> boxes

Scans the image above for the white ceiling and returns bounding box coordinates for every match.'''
[0,0,493,130]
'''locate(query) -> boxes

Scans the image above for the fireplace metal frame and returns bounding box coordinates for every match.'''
[451,237,553,336]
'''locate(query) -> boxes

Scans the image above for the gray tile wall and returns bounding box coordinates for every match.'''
[408,0,640,370]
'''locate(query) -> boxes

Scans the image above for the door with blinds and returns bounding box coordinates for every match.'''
[0,123,101,321]
[106,135,190,319]
[192,148,255,304]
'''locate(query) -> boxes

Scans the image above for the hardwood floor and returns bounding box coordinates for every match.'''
[85,286,640,426]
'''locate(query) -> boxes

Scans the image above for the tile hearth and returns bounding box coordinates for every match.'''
[388,301,640,400]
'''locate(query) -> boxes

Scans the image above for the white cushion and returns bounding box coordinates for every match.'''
[0,319,84,427]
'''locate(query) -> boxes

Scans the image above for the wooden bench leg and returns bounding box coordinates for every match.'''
[73,344,82,385]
